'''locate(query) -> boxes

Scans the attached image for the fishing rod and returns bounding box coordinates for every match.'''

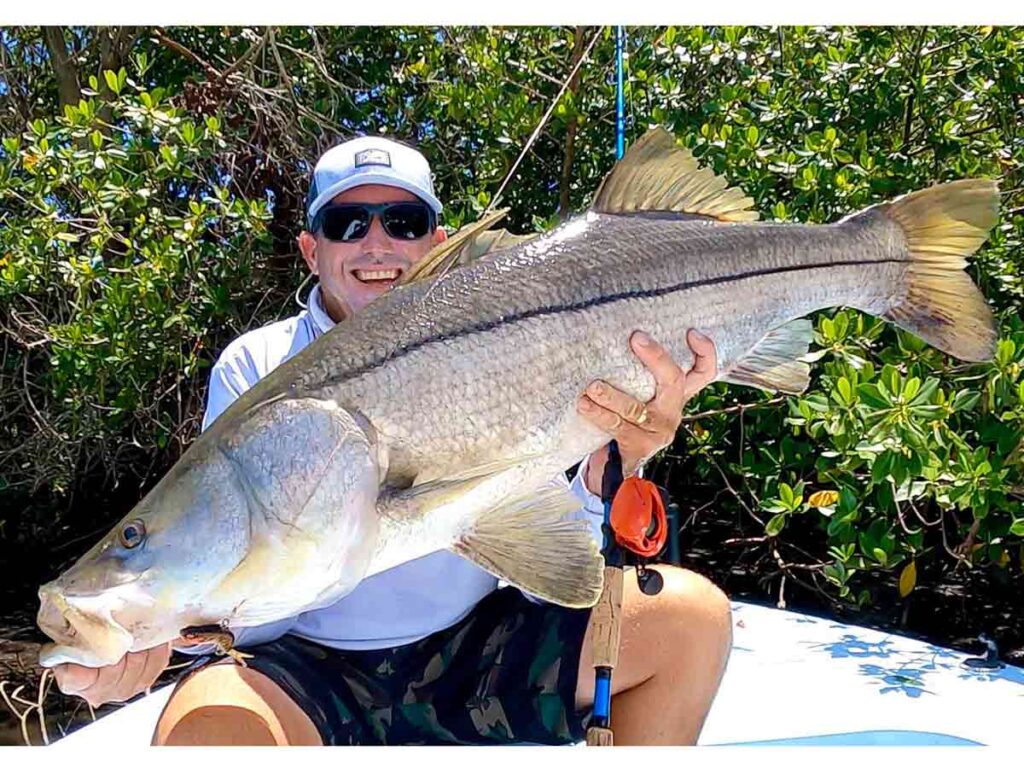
[585,26,672,747]
[616,26,625,161]
[584,26,628,748]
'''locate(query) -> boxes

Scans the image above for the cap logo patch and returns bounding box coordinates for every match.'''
[355,148,391,168]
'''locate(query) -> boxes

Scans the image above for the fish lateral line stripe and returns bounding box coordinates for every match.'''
[311,256,906,386]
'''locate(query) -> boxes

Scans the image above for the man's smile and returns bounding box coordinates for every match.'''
[352,267,404,287]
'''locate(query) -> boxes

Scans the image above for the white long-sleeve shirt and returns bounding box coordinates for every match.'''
[198,284,607,651]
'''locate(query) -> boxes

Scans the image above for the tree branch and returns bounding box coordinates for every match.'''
[151,27,222,79]
[222,27,272,79]
[557,26,588,220]
[901,27,929,151]
[681,396,786,423]
[41,26,81,108]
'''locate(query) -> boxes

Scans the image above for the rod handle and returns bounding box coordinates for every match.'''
[589,566,624,669]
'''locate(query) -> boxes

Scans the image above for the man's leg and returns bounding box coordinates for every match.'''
[152,662,322,746]
[575,565,733,745]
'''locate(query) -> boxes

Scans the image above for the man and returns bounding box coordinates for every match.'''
[53,136,732,746]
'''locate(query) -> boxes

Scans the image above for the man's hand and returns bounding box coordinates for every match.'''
[52,643,172,709]
[577,329,717,495]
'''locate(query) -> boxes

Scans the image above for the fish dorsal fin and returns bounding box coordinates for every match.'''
[721,319,814,394]
[591,127,759,222]
[398,208,535,286]
[458,227,538,262]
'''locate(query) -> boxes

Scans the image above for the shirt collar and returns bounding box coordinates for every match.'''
[307,283,337,337]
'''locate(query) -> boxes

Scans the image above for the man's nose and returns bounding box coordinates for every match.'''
[361,214,391,251]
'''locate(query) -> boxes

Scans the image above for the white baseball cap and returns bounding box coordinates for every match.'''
[306,136,443,229]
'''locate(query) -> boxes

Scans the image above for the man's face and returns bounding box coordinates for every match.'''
[298,184,445,321]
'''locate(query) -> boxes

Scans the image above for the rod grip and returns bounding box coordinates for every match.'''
[586,726,614,746]
[588,566,624,669]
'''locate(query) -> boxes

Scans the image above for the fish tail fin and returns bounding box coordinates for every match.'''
[452,483,604,608]
[877,179,999,362]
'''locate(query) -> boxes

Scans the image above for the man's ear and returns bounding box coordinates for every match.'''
[432,226,448,246]
[298,231,319,275]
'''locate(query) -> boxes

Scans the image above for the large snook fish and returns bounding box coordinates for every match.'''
[38,128,999,668]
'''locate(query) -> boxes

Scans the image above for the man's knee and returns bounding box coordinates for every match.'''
[651,566,733,658]
[160,704,278,745]
[152,662,321,746]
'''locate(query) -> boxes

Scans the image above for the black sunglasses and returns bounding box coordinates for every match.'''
[313,202,436,242]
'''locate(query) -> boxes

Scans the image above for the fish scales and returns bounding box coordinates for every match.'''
[245,213,909,481]
[255,213,902,403]
[36,127,998,667]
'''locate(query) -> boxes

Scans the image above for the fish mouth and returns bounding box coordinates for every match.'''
[37,586,134,668]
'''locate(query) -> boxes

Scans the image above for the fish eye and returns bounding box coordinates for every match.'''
[118,519,146,549]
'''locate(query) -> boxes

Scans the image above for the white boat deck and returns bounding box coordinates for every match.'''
[50,601,1024,747]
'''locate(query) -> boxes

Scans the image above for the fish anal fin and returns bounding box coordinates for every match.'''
[591,127,759,223]
[722,319,814,394]
[452,485,604,608]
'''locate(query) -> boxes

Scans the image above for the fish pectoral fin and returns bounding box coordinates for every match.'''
[451,484,604,609]
[590,126,759,222]
[405,451,550,499]
[722,319,814,394]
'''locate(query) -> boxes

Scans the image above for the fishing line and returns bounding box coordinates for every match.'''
[486,27,605,214]
[625,29,636,151]
[416,27,606,306]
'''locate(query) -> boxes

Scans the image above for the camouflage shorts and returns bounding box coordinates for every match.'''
[200,587,593,745]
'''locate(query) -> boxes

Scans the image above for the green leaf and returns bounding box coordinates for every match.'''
[909,378,939,406]
[952,390,981,412]
[837,376,853,404]
[902,377,921,401]
[871,451,893,484]
[803,393,830,412]
[1010,520,1024,537]
[104,69,121,95]
[880,364,901,396]
[766,514,787,536]
[858,383,891,409]
[779,482,795,507]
